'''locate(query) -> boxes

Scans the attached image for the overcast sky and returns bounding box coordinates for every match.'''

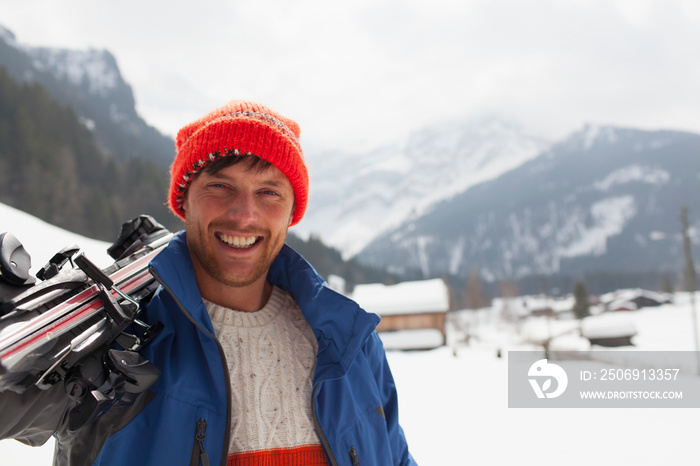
[1,0,699,151]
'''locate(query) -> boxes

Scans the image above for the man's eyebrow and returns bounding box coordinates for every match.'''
[205,172,290,189]
[261,179,288,188]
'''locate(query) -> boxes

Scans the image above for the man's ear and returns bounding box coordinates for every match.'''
[288,202,295,227]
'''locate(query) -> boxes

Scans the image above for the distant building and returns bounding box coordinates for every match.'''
[600,289,671,312]
[581,313,637,347]
[492,294,576,319]
[352,278,450,349]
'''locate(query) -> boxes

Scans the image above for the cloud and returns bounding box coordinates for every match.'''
[1,0,698,150]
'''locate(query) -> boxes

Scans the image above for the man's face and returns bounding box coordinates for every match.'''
[183,159,295,293]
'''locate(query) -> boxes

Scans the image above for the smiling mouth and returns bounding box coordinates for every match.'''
[218,233,261,249]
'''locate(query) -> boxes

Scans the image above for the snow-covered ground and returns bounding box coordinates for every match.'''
[0,203,113,271]
[2,202,700,464]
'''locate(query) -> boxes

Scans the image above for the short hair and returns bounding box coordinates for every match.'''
[200,153,273,177]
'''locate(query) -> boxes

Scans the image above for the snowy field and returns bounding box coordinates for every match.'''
[391,294,700,465]
[2,202,700,465]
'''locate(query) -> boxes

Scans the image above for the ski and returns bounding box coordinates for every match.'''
[0,242,166,373]
[0,215,173,393]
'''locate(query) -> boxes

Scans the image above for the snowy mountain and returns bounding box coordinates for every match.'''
[0,24,174,167]
[296,115,551,257]
[358,125,700,282]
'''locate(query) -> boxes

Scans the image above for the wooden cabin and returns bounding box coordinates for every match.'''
[351,278,450,349]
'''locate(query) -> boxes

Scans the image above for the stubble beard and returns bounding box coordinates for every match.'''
[187,220,286,289]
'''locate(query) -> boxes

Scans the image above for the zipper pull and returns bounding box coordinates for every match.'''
[349,447,360,466]
[196,418,210,466]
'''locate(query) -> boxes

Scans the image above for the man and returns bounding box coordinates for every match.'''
[1,100,416,465]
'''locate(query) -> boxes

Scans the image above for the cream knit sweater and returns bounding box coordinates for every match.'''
[204,286,322,455]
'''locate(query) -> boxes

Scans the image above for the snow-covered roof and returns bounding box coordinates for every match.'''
[581,312,637,339]
[352,278,450,316]
[599,288,668,305]
[607,299,638,311]
[492,295,574,316]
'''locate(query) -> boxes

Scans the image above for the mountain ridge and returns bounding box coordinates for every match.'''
[357,124,700,284]
[0,24,174,167]
[297,114,552,257]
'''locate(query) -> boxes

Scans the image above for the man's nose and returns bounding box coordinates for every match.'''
[228,191,257,224]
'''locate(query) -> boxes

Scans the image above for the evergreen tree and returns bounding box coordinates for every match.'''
[465,267,489,310]
[284,233,400,289]
[661,274,675,294]
[572,280,590,319]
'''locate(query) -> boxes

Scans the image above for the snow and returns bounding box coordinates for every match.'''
[583,124,601,150]
[557,195,637,258]
[3,203,700,465]
[0,203,112,273]
[27,47,119,97]
[390,345,700,465]
[379,329,445,350]
[352,278,449,316]
[79,116,96,131]
[448,236,465,276]
[600,288,669,306]
[581,125,618,150]
[0,25,17,46]
[594,164,670,192]
[492,294,576,318]
[416,235,431,278]
[580,312,637,339]
[298,116,551,257]
[1,28,120,98]
[488,192,640,279]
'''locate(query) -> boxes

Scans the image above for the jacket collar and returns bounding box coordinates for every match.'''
[149,231,216,335]
[266,244,380,381]
[150,231,380,381]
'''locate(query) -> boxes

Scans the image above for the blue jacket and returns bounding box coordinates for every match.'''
[83,231,416,466]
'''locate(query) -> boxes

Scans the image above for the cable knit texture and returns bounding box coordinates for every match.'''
[205,286,325,465]
[169,100,309,226]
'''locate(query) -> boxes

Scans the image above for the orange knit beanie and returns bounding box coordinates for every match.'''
[168,100,309,226]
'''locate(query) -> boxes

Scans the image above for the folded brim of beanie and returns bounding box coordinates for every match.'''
[168,101,309,226]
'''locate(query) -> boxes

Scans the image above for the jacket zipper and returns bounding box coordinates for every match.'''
[190,418,211,466]
[348,447,360,466]
[312,382,339,466]
[150,267,232,466]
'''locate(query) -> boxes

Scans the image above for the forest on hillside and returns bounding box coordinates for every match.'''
[0,67,176,240]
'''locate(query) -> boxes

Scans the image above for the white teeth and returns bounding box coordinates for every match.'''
[219,234,258,248]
